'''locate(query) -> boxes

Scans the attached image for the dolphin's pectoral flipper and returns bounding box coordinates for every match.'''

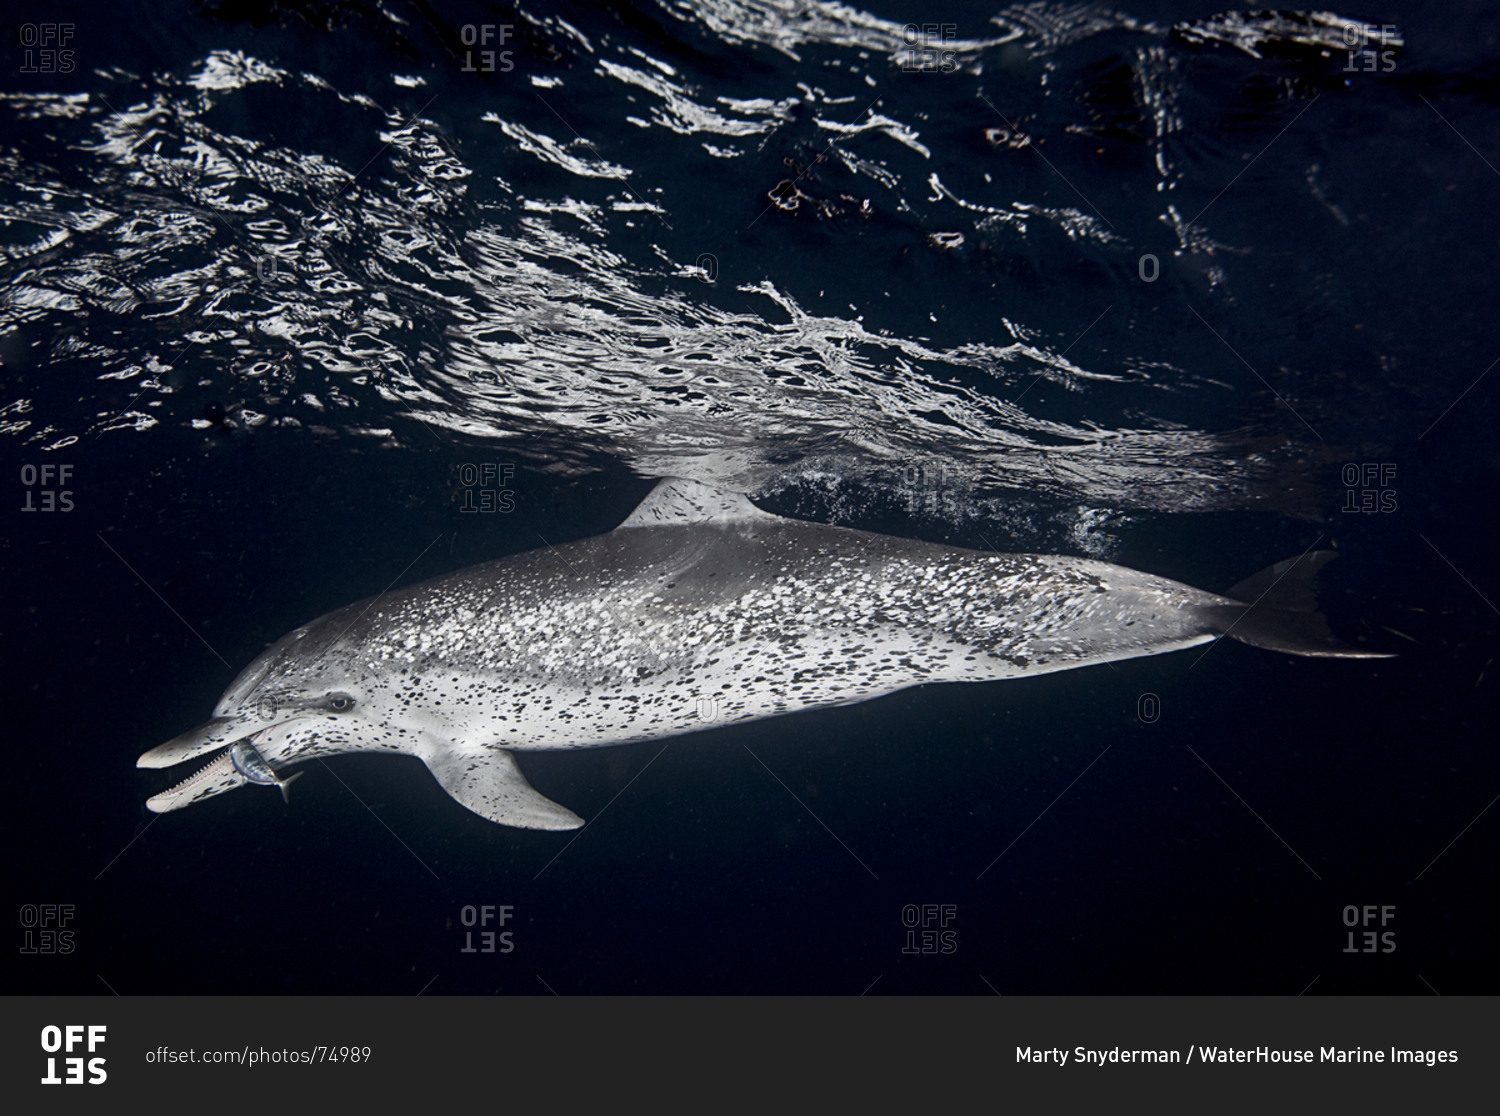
[1201,551,1394,659]
[418,742,584,830]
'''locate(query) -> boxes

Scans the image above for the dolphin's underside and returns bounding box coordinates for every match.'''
[138,479,1389,829]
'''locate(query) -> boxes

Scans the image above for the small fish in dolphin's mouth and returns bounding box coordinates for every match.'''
[228,738,304,803]
[145,734,302,814]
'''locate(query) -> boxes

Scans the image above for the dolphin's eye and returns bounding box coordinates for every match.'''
[326,693,356,712]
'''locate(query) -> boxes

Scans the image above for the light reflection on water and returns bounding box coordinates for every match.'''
[1,6,1403,529]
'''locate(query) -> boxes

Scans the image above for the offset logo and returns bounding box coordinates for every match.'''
[1136,692,1161,724]
[1342,23,1398,72]
[898,458,960,516]
[40,1025,106,1085]
[20,464,74,512]
[19,903,75,954]
[1343,904,1396,954]
[18,24,75,73]
[460,24,514,73]
[459,904,514,953]
[1341,463,1396,514]
[456,463,516,513]
[901,903,957,955]
[901,24,959,73]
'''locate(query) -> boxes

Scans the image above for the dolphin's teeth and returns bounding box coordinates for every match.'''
[162,750,235,794]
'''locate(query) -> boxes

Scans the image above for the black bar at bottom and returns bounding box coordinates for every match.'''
[1,996,1489,1108]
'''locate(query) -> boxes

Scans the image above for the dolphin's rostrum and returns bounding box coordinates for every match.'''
[139,479,1388,829]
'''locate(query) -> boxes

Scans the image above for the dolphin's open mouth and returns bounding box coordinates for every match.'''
[141,718,314,813]
[144,746,248,813]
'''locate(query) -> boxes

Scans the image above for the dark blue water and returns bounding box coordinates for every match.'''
[3,1,1497,994]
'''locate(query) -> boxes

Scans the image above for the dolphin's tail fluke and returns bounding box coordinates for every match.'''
[1197,550,1394,659]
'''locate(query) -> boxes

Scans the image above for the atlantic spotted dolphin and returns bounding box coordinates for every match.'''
[138,478,1386,829]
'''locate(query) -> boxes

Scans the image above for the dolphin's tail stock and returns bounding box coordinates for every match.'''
[1196,551,1393,659]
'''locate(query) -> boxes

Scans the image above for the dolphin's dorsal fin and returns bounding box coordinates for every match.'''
[618,478,776,529]
[418,741,584,830]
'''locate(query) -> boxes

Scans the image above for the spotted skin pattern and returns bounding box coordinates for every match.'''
[296,529,1226,744]
[139,479,1245,828]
